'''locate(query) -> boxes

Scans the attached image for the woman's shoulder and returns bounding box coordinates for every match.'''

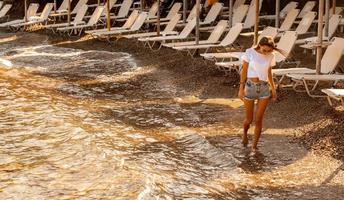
[245,47,255,53]
[244,47,255,56]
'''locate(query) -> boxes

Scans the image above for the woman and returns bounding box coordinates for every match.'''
[238,36,278,152]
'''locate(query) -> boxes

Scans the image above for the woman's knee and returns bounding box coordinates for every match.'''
[244,118,253,125]
[255,118,264,126]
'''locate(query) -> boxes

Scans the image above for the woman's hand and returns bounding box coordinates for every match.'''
[238,88,245,101]
[271,89,277,102]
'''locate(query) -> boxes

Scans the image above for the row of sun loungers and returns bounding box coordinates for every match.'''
[1,0,343,106]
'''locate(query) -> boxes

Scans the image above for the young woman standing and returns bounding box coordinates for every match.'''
[238,36,278,152]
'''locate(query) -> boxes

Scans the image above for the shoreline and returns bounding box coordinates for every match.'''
[0,30,344,198]
[2,30,343,161]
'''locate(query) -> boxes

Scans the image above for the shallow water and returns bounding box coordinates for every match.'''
[0,33,343,199]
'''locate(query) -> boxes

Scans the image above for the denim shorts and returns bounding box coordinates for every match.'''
[244,79,270,100]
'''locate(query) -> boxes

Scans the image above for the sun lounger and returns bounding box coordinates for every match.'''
[296,14,341,46]
[122,14,181,39]
[44,4,88,31]
[146,2,181,23]
[278,8,300,32]
[57,6,105,35]
[243,0,263,29]
[222,0,244,12]
[53,0,74,14]
[276,37,344,96]
[322,88,344,106]
[200,2,223,26]
[201,4,248,32]
[147,1,159,20]
[172,23,243,56]
[0,3,39,27]
[92,12,148,39]
[11,3,54,30]
[288,74,344,97]
[159,3,202,26]
[175,2,223,28]
[85,9,139,34]
[50,0,88,17]
[273,37,344,83]
[162,20,228,48]
[233,0,246,10]
[232,4,249,26]
[240,10,295,37]
[98,0,133,21]
[297,1,316,19]
[138,18,197,50]
[109,0,133,20]
[276,11,316,37]
[71,0,88,14]
[0,4,12,20]
[84,0,116,19]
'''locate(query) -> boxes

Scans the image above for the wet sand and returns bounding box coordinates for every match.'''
[0,30,343,199]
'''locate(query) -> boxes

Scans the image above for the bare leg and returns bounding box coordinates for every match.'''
[252,98,270,151]
[243,99,254,147]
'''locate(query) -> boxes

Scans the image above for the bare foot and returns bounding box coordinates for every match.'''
[251,147,258,154]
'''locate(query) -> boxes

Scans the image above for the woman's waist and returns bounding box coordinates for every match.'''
[246,78,268,85]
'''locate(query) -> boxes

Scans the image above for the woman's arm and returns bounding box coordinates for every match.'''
[238,61,249,100]
[268,66,277,101]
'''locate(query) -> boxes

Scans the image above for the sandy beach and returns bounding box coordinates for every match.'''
[0,0,344,197]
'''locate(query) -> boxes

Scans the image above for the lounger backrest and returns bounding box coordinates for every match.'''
[179,18,196,38]
[220,23,243,46]
[102,0,117,16]
[203,2,223,24]
[87,6,105,26]
[298,1,316,18]
[321,37,344,73]
[163,14,181,32]
[187,4,203,21]
[295,11,316,35]
[244,0,263,29]
[148,1,159,19]
[258,26,278,41]
[40,3,54,20]
[121,9,139,29]
[279,9,299,32]
[275,31,297,62]
[207,20,227,43]
[72,0,88,14]
[165,3,182,19]
[129,12,148,31]
[280,1,298,17]
[27,3,40,17]
[232,4,248,26]
[73,4,88,24]
[0,4,11,17]
[58,0,73,12]
[116,0,133,18]
[331,7,344,16]
[324,14,341,39]
[233,0,245,10]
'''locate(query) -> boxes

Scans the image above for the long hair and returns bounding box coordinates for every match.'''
[255,36,288,57]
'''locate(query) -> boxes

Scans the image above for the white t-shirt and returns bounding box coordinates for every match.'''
[241,47,276,81]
